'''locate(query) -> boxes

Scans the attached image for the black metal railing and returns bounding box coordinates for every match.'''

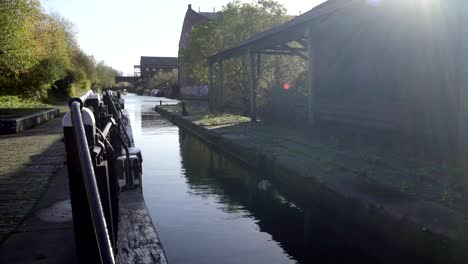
[103,92,132,147]
[63,90,142,263]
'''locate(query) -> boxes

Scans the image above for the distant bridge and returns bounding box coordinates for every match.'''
[115,76,140,86]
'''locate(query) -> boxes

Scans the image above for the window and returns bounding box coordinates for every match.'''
[146,68,149,72]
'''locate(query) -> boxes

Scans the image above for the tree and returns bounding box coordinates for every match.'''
[94,62,119,91]
[0,0,41,93]
[0,0,119,99]
[181,0,287,84]
[150,69,178,88]
[180,0,305,113]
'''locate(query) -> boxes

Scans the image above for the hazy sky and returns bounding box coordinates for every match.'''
[42,0,326,75]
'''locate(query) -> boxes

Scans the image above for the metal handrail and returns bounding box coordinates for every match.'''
[70,101,115,264]
[79,90,94,104]
[69,90,94,108]
[101,121,114,139]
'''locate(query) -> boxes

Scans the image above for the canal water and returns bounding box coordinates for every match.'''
[124,94,434,264]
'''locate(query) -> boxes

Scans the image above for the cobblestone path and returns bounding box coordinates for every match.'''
[0,117,65,242]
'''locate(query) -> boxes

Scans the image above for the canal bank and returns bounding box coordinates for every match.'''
[156,103,468,263]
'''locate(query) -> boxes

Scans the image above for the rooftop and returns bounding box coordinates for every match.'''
[208,0,343,62]
[140,56,178,67]
[199,11,218,20]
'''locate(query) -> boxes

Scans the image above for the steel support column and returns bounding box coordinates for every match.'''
[256,53,261,74]
[248,49,257,122]
[218,61,224,112]
[306,28,315,126]
[209,62,214,113]
[459,8,468,162]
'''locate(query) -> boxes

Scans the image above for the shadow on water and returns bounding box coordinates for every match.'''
[178,130,438,264]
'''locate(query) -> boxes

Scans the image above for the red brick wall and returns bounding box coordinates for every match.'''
[178,7,210,90]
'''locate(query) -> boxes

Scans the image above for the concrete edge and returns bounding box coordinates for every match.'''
[116,106,167,264]
[0,108,60,134]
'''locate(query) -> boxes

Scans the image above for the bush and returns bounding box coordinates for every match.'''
[150,69,178,88]
[0,96,48,108]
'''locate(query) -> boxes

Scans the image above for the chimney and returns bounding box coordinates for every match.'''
[199,7,200,12]
[213,7,215,12]
[188,4,192,10]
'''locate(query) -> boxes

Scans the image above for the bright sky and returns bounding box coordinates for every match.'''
[42,0,326,75]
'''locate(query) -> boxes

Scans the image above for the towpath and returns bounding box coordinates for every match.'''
[0,112,76,263]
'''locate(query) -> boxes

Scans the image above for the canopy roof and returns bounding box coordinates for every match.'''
[208,0,354,62]
[208,0,465,63]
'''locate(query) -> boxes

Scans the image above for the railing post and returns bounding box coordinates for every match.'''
[93,158,116,250]
[209,62,214,113]
[458,7,468,163]
[218,61,224,112]
[64,91,116,264]
[306,26,315,126]
[63,107,103,263]
[103,141,120,247]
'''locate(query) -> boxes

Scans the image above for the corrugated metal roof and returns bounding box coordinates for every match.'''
[199,12,219,20]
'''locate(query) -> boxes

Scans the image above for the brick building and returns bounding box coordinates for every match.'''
[137,56,178,80]
[178,4,218,98]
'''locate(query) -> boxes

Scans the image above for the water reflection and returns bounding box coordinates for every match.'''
[179,130,386,263]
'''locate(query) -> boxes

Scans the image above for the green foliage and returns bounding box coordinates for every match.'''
[181,0,306,113]
[181,0,287,84]
[0,95,48,108]
[94,62,119,91]
[0,0,40,77]
[199,113,250,127]
[0,0,118,100]
[150,69,178,88]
